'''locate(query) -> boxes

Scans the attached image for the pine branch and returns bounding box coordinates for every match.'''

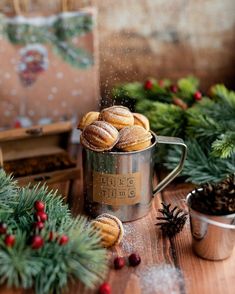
[0,171,108,293]
[0,231,43,289]
[136,101,186,137]
[0,170,18,217]
[113,80,173,105]
[210,84,235,108]
[165,140,235,184]
[112,82,145,103]
[177,76,199,102]
[211,132,235,158]
[186,109,222,142]
[34,217,107,294]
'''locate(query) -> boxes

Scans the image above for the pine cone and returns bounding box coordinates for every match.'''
[190,174,235,215]
[156,203,187,237]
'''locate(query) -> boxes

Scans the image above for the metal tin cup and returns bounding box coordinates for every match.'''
[186,191,235,260]
[83,132,187,222]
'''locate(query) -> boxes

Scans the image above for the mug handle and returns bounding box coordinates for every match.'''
[153,135,187,195]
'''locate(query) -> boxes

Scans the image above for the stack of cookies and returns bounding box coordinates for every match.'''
[77,105,152,152]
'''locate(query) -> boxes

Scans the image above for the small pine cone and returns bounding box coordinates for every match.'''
[156,203,187,237]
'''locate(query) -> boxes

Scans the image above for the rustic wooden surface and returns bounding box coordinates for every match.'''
[1,146,234,294]
[67,182,235,294]
[67,146,235,294]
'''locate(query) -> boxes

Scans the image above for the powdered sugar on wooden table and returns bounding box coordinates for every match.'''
[122,222,146,254]
[121,222,185,294]
[137,264,184,294]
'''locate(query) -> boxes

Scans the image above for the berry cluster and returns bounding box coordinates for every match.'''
[0,222,15,247]
[30,200,69,249]
[0,200,69,250]
[30,200,47,249]
[114,253,141,269]
[99,253,141,294]
[144,79,203,103]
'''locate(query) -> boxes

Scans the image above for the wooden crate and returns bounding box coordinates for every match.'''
[0,121,80,200]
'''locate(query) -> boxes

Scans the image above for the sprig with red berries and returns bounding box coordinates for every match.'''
[0,170,108,294]
[112,79,235,184]
[112,75,203,110]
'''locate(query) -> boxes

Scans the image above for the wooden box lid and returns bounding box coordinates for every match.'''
[0,121,73,161]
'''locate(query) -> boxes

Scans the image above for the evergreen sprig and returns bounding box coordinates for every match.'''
[112,78,235,184]
[113,75,200,108]
[165,140,235,184]
[136,100,185,137]
[0,231,43,289]
[0,169,108,294]
[186,85,235,158]
[211,132,235,158]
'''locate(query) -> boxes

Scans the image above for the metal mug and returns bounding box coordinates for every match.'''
[83,132,187,222]
[186,190,235,260]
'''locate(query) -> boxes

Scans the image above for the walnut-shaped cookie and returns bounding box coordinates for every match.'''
[99,105,134,130]
[116,125,152,152]
[77,111,100,130]
[133,113,150,131]
[80,121,119,152]
[91,213,124,248]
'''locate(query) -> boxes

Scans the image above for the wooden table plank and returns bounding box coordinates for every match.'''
[162,187,235,294]
[69,188,186,294]
[1,148,234,294]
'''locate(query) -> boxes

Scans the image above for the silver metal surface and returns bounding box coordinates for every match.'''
[83,132,187,222]
[186,191,235,261]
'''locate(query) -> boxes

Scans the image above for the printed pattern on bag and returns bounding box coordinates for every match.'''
[0,9,99,129]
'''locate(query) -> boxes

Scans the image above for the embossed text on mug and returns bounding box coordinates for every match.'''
[93,171,141,205]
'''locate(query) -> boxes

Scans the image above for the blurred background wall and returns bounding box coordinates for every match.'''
[97,0,235,97]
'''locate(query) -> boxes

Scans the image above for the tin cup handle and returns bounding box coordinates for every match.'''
[153,135,187,195]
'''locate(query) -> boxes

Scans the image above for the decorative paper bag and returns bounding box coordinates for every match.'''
[0,0,99,129]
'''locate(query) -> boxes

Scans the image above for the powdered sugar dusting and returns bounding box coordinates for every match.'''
[137,264,184,294]
[121,222,145,254]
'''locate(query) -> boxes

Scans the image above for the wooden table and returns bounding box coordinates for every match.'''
[67,181,234,294]
[1,147,235,294]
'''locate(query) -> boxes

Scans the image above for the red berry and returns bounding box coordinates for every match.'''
[5,234,15,247]
[0,222,7,235]
[194,91,202,101]
[169,85,178,93]
[114,256,125,270]
[36,211,48,222]
[59,235,69,245]
[99,282,111,294]
[128,253,141,267]
[31,235,44,249]
[34,200,45,212]
[33,221,44,231]
[144,80,153,90]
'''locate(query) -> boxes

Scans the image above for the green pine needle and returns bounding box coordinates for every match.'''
[0,231,43,289]
[211,132,235,158]
[0,170,108,294]
[177,76,199,97]
[111,79,235,184]
[210,84,235,108]
[165,140,235,184]
[139,101,186,137]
